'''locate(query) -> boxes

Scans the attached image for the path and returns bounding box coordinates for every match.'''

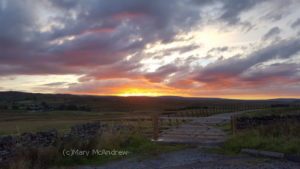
[157,110,254,146]
[78,148,300,169]
[77,110,300,169]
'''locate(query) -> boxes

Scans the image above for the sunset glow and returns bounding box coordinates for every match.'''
[118,89,160,97]
[1,0,300,99]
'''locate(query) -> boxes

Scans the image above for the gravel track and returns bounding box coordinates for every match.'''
[78,148,300,169]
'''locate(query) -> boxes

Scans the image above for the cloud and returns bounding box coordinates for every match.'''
[0,0,204,77]
[0,0,289,76]
[259,0,296,22]
[64,78,175,96]
[1,0,300,98]
[291,18,300,28]
[219,0,264,24]
[144,64,179,83]
[194,38,300,89]
[208,47,229,53]
[262,27,281,40]
[43,82,67,86]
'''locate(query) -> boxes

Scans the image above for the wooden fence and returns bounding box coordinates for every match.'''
[98,113,189,140]
[101,104,300,140]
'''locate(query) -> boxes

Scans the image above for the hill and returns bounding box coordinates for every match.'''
[0,91,299,112]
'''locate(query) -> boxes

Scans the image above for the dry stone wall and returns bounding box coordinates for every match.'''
[0,121,133,163]
[237,114,300,129]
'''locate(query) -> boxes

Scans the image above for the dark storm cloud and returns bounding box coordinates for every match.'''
[262,27,281,40]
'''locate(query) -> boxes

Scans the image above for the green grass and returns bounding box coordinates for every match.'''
[240,107,300,117]
[215,122,231,132]
[0,110,153,136]
[222,122,300,155]
[6,131,190,169]
[213,108,300,155]
[58,135,190,166]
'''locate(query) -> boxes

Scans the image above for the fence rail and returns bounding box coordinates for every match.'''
[100,105,300,140]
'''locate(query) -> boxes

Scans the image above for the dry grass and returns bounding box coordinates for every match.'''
[0,111,153,136]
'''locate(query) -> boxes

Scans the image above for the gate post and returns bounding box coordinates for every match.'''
[152,113,159,140]
[231,115,237,135]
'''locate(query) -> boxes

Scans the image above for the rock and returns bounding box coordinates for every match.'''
[20,129,57,147]
[69,121,102,138]
[0,136,15,163]
[113,124,134,132]
[36,129,57,147]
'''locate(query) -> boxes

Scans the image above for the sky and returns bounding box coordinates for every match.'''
[0,0,300,99]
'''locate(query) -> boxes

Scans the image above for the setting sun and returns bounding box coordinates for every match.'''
[117,88,160,96]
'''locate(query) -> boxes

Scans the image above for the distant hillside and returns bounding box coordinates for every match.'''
[268,98,300,102]
[0,91,299,112]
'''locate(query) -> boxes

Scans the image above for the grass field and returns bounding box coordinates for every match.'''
[0,110,155,136]
[220,107,300,155]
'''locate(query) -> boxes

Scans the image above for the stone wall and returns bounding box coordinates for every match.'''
[63,121,102,139]
[0,121,133,164]
[20,129,57,147]
[237,114,300,129]
[0,136,15,163]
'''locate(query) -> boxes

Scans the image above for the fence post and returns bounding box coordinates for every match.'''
[152,114,159,141]
[231,115,237,135]
[168,117,172,126]
[137,117,142,134]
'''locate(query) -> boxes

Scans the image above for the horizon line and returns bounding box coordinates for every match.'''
[1,90,300,101]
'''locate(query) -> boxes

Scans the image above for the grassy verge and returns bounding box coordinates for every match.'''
[209,108,300,156]
[5,131,190,169]
[240,107,300,117]
[223,122,300,155]
[56,132,190,167]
